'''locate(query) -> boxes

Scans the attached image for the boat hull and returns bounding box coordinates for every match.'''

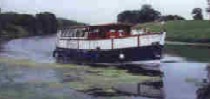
[53,45,163,64]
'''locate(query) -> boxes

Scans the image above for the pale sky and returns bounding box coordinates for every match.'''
[0,0,208,24]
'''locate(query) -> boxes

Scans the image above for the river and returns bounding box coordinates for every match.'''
[0,35,209,99]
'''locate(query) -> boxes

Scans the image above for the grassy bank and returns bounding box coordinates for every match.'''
[138,20,210,42]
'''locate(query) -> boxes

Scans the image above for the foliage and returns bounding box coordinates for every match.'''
[192,8,203,20]
[161,15,185,21]
[138,20,210,42]
[36,12,57,35]
[57,17,87,29]
[117,4,161,24]
[0,11,86,40]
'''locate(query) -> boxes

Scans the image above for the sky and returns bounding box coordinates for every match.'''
[0,0,209,24]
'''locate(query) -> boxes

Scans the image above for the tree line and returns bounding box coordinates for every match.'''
[117,4,205,24]
[0,11,86,40]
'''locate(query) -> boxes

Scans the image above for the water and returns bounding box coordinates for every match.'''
[0,35,209,99]
[162,63,207,99]
[0,35,56,63]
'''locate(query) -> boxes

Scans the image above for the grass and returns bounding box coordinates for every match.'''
[138,20,210,42]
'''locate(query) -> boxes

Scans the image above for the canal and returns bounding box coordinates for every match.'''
[0,35,209,99]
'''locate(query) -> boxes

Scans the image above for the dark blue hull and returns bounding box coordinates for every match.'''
[53,45,163,64]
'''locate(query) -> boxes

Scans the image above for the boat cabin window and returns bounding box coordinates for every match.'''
[68,29,74,37]
[61,31,64,37]
[60,28,87,37]
[118,30,124,33]
[110,29,116,33]
[79,29,85,37]
[59,25,132,38]
[75,29,80,37]
[118,30,124,36]
[93,29,99,33]
[71,29,76,37]
[88,28,101,39]
[61,29,69,37]
[66,29,72,37]
[76,29,85,37]
[87,26,132,39]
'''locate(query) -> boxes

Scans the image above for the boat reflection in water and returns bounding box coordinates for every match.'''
[112,64,164,99]
[57,57,165,99]
[112,77,164,98]
[197,64,210,99]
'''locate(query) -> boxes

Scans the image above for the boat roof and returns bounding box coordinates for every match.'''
[67,23,133,29]
[91,23,133,27]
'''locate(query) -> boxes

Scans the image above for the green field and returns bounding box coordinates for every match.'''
[138,20,210,42]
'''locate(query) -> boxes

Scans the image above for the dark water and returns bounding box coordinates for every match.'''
[0,35,209,99]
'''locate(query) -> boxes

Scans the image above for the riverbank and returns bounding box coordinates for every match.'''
[165,41,210,62]
[164,44,210,62]
[138,20,210,43]
[166,41,210,47]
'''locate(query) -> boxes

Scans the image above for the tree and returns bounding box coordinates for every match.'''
[0,8,2,37]
[207,7,210,20]
[0,11,86,40]
[117,10,139,24]
[57,17,87,29]
[139,4,161,23]
[117,4,161,24]
[192,8,203,20]
[14,14,37,35]
[36,12,58,34]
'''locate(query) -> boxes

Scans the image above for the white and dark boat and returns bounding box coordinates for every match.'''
[53,23,166,64]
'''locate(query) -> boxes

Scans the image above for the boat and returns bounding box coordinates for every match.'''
[53,23,166,64]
